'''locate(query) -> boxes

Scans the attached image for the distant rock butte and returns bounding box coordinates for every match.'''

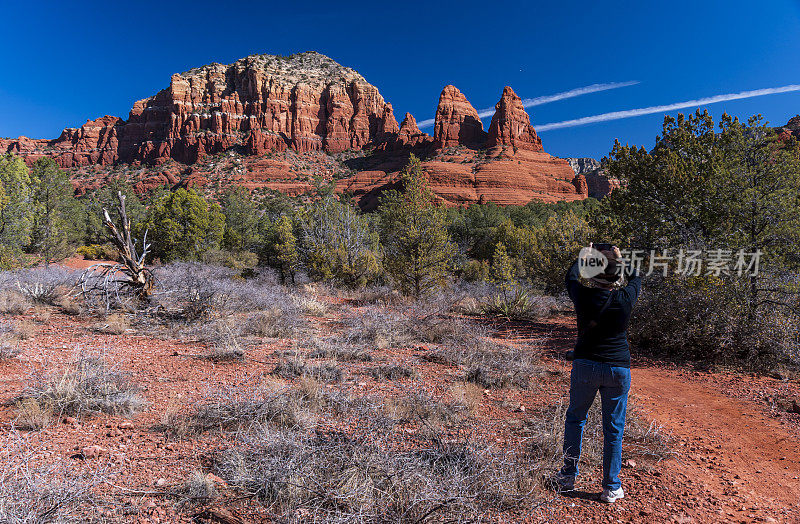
[564,157,601,176]
[486,86,542,151]
[432,85,487,148]
[562,156,620,199]
[393,113,432,150]
[0,52,612,205]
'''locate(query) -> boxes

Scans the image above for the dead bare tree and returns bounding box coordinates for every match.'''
[77,192,154,311]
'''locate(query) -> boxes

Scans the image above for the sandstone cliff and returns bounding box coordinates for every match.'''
[0,52,397,167]
[432,85,487,148]
[486,86,542,151]
[338,85,587,209]
[0,52,614,204]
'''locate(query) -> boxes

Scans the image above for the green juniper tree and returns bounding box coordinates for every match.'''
[272,215,299,284]
[0,154,34,267]
[715,115,800,333]
[220,186,260,253]
[592,110,723,250]
[379,155,455,296]
[139,188,225,262]
[593,110,800,366]
[30,158,81,265]
[302,196,381,288]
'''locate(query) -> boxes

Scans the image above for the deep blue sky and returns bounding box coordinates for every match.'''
[2,1,800,159]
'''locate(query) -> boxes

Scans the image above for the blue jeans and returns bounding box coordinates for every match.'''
[561,358,631,490]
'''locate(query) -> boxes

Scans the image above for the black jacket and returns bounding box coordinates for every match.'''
[565,260,642,367]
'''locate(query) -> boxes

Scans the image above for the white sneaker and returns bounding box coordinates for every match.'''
[600,487,624,503]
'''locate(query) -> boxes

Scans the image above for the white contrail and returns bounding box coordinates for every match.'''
[536,84,800,132]
[416,81,638,128]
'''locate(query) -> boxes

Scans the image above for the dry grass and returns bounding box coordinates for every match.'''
[0,319,30,361]
[199,320,245,362]
[368,363,416,381]
[209,387,542,522]
[30,305,51,324]
[449,382,485,416]
[308,338,372,362]
[158,378,352,437]
[242,309,299,339]
[0,432,106,521]
[0,343,22,361]
[0,319,22,363]
[53,294,83,316]
[0,267,76,306]
[341,307,409,349]
[13,398,54,430]
[0,290,29,315]
[92,312,130,335]
[343,286,404,307]
[424,334,542,389]
[13,320,35,340]
[272,358,343,383]
[12,353,144,429]
[296,295,329,316]
[341,302,473,350]
[183,471,218,500]
[387,389,467,429]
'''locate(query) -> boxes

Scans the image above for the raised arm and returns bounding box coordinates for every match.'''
[621,266,642,307]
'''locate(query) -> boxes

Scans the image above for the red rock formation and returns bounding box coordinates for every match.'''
[778,115,800,142]
[337,147,585,210]
[399,112,421,136]
[0,52,395,167]
[486,86,542,151]
[432,85,487,148]
[379,103,400,135]
[572,174,588,196]
[0,52,614,203]
[394,113,432,149]
[584,170,620,198]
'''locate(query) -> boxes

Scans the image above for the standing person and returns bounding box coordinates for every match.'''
[554,244,642,503]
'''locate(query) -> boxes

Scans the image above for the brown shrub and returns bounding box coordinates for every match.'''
[0,290,29,314]
[13,354,144,428]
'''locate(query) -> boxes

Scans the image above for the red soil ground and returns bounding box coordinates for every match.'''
[0,299,798,522]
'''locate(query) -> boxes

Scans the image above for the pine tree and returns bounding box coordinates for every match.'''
[273,215,299,283]
[0,154,33,257]
[30,158,81,265]
[220,186,260,252]
[379,155,455,296]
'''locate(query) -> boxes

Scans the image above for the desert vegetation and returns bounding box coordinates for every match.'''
[0,255,675,521]
[0,110,798,520]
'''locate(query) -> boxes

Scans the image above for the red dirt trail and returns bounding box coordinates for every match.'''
[519,316,800,522]
[627,367,800,522]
